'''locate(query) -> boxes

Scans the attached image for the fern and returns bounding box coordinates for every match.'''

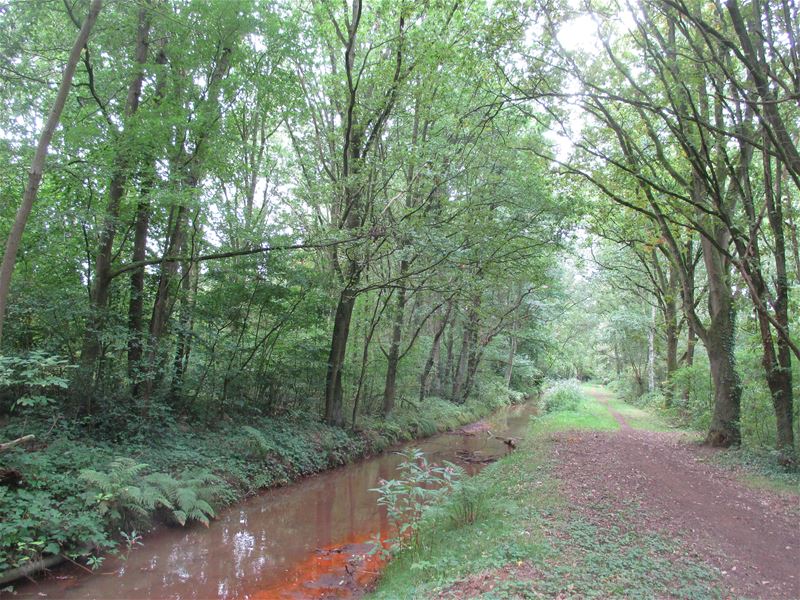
[145,469,224,527]
[80,459,172,530]
[80,459,227,530]
[241,425,275,459]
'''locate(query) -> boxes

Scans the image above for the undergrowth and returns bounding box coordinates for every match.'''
[541,379,584,413]
[713,447,800,495]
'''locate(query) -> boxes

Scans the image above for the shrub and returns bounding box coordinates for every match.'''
[667,362,713,430]
[542,379,584,413]
[0,486,109,571]
[240,425,279,460]
[0,351,73,413]
[370,448,463,558]
[474,377,514,411]
[636,389,668,409]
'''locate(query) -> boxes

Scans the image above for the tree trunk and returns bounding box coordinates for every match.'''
[79,6,150,376]
[419,304,450,402]
[767,366,794,452]
[0,0,102,346]
[127,193,150,388]
[170,249,197,403]
[382,261,408,416]
[457,300,481,402]
[763,148,794,451]
[685,323,696,367]
[647,305,656,394]
[702,230,742,449]
[325,288,357,426]
[460,329,482,401]
[784,188,800,283]
[705,310,742,447]
[698,166,742,447]
[505,308,518,388]
[504,333,517,388]
[139,203,188,408]
[451,325,471,401]
[726,0,800,185]
[664,320,678,398]
[352,292,387,426]
[127,46,166,388]
[662,261,680,405]
[443,322,454,388]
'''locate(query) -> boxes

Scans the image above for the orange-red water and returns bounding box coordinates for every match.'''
[13,402,536,599]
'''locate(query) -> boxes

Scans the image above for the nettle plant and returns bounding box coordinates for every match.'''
[370,448,463,558]
[0,351,73,411]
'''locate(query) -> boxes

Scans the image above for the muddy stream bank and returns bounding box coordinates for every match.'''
[12,402,537,599]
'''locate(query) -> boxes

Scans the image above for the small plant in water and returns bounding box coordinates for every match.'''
[119,530,143,560]
[370,448,463,558]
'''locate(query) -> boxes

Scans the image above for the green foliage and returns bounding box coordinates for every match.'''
[714,447,800,491]
[475,377,517,411]
[666,362,713,431]
[537,515,719,599]
[440,478,488,528]
[650,347,798,451]
[0,0,570,583]
[80,458,159,530]
[0,485,110,572]
[0,351,73,412]
[79,459,225,529]
[240,425,278,460]
[145,470,226,527]
[362,397,478,449]
[541,379,585,413]
[370,448,463,558]
[0,393,502,573]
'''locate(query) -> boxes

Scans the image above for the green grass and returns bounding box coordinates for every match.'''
[369,431,556,599]
[369,385,722,599]
[605,396,679,432]
[533,396,619,433]
[583,383,694,433]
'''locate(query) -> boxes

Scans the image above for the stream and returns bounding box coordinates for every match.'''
[13,401,537,599]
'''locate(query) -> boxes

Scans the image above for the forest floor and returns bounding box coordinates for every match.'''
[369,386,800,599]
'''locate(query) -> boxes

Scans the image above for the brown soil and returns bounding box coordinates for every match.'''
[552,390,800,599]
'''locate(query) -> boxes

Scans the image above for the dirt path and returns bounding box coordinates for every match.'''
[552,389,800,599]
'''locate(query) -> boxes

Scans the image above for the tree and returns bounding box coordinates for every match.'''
[0,0,102,346]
